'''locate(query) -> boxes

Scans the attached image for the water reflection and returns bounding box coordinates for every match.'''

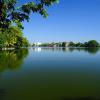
[33,47,100,54]
[61,97,100,100]
[0,49,29,72]
[68,48,100,54]
[0,89,6,100]
[0,47,100,100]
[34,47,42,52]
[85,48,100,54]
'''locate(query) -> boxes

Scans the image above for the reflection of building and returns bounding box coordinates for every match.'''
[34,47,42,52]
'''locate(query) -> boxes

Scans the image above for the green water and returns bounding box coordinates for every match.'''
[0,47,100,100]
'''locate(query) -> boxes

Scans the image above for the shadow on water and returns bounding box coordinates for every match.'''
[0,48,29,73]
[61,97,100,100]
[0,89,6,100]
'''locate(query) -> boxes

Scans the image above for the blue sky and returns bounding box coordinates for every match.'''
[19,0,100,43]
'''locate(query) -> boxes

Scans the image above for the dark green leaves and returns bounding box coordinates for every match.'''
[0,0,59,29]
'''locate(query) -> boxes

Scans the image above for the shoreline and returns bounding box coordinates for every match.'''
[0,47,31,51]
[0,48,15,51]
[0,47,100,51]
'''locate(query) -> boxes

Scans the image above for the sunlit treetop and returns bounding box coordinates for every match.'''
[0,0,59,29]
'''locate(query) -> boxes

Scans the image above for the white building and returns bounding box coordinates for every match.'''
[34,42,42,46]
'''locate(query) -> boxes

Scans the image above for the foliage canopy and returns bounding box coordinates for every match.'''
[0,26,29,48]
[0,0,59,29]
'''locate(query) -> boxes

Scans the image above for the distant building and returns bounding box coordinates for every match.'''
[34,42,42,46]
[64,42,70,47]
[33,42,70,47]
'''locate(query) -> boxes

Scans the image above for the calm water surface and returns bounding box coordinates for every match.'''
[0,47,100,100]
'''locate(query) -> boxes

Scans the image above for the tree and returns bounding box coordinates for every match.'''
[75,42,84,47]
[32,43,35,47]
[0,0,59,48]
[22,37,30,47]
[68,42,75,47]
[62,42,66,47]
[0,36,4,49]
[83,42,88,47]
[0,0,59,29]
[86,40,99,47]
[0,26,29,48]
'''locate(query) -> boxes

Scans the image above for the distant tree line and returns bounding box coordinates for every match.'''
[68,40,100,47]
[32,40,100,47]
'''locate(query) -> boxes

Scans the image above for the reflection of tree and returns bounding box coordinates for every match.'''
[84,48,99,54]
[32,47,100,55]
[61,96,99,100]
[0,49,28,72]
[68,48,100,54]
[68,48,75,52]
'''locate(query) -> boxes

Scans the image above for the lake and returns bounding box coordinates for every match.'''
[0,47,100,100]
